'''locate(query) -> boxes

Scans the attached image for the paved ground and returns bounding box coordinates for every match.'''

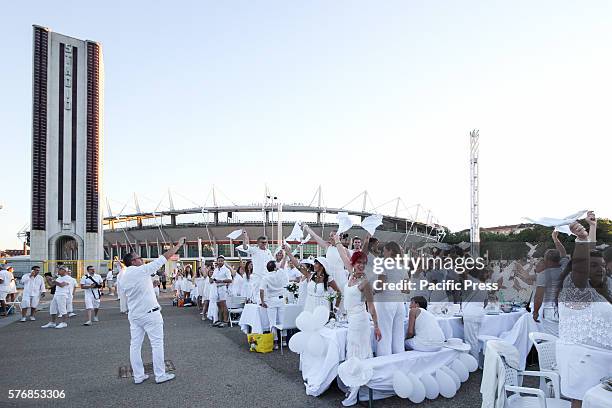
[0,291,486,408]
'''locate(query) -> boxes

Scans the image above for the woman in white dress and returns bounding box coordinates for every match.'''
[332,235,382,359]
[195,267,207,312]
[283,246,342,313]
[405,296,445,352]
[556,213,612,407]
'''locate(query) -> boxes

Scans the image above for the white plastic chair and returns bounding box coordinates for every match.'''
[6,292,22,315]
[529,332,560,398]
[227,296,246,327]
[272,305,302,354]
[496,351,569,408]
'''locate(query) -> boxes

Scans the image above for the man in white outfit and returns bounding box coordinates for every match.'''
[81,266,103,326]
[0,264,12,316]
[41,267,72,329]
[20,266,46,321]
[121,237,185,384]
[65,269,78,318]
[240,230,273,295]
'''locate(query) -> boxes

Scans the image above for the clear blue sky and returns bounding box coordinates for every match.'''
[1,1,611,248]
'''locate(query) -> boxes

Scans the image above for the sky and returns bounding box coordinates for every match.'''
[1,0,611,249]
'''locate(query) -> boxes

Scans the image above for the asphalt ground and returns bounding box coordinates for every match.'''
[0,290,487,408]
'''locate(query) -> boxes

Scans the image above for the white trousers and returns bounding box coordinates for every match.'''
[405,338,443,352]
[129,311,166,381]
[266,298,285,340]
[375,302,406,356]
[67,294,74,313]
[119,291,128,313]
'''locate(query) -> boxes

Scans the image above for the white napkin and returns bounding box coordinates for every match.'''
[286,221,303,241]
[554,225,573,235]
[226,229,243,240]
[523,210,587,227]
[337,212,353,234]
[360,214,383,235]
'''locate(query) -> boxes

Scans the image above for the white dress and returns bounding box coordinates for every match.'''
[303,277,333,313]
[344,283,372,360]
[557,275,612,399]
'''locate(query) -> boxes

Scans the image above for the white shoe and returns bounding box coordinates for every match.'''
[68,313,77,317]
[41,322,56,328]
[134,375,149,384]
[155,373,175,384]
[29,316,36,321]
[93,316,99,322]
[83,321,92,326]
[20,317,27,322]
[199,311,204,315]
[55,322,67,329]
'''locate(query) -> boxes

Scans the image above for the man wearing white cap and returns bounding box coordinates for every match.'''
[41,266,72,329]
[239,230,273,298]
[81,265,103,326]
[121,237,185,384]
[20,266,45,321]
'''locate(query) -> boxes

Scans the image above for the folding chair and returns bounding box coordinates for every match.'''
[6,293,22,315]
[227,296,246,327]
[272,306,303,354]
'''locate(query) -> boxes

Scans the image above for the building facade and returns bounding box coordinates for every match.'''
[30,25,104,269]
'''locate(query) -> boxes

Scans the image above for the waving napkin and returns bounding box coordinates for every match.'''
[522,210,587,227]
[337,212,353,234]
[360,214,383,235]
[226,229,243,240]
[286,221,303,241]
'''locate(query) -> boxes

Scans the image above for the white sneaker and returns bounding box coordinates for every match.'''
[20,317,27,322]
[93,316,99,322]
[83,321,92,326]
[68,313,77,317]
[41,322,56,328]
[29,316,36,321]
[134,375,149,384]
[55,322,67,329]
[155,373,175,384]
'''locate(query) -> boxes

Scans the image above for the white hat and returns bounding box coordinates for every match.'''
[301,258,315,266]
[443,338,471,352]
[338,357,373,387]
[314,257,330,272]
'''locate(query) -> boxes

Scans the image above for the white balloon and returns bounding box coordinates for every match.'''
[296,311,315,332]
[306,332,326,357]
[441,366,461,391]
[312,305,329,329]
[451,359,469,382]
[407,374,426,403]
[420,373,439,400]
[459,353,479,372]
[435,369,457,398]
[392,371,413,399]
[288,331,308,353]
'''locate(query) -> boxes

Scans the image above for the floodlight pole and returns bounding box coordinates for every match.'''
[470,129,480,256]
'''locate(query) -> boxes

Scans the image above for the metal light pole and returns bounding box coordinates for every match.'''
[470,129,480,256]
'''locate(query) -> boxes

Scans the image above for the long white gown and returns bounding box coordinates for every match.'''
[303,278,333,313]
[344,283,372,360]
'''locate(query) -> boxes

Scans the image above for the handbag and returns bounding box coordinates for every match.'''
[247,333,274,353]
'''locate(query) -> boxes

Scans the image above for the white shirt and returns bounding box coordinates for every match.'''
[66,276,78,297]
[0,270,10,291]
[260,269,289,300]
[80,273,103,299]
[212,265,232,286]
[106,271,114,281]
[121,255,166,319]
[54,275,73,296]
[21,273,45,297]
[285,267,302,282]
[240,245,273,279]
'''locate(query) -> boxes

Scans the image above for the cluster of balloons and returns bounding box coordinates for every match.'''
[392,353,478,403]
[288,306,330,357]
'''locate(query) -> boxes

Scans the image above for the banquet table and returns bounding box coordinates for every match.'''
[238,303,303,334]
[301,316,466,397]
[583,384,612,408]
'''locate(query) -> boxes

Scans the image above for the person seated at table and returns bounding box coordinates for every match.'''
[405,296,445,352]
[283,245,342,313]
[260,257,289,350]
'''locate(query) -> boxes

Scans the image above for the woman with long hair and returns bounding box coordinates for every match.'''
[283,245,341,312]
[195,266,207,312]
[555,212,612,407]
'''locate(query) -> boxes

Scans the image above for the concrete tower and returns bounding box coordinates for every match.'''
[30,25,104,270]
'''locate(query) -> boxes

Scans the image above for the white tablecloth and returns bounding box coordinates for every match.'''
[583,384,612,408]
[435,315,464,340]
[479,311,526,337]
[238,303,303,334]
